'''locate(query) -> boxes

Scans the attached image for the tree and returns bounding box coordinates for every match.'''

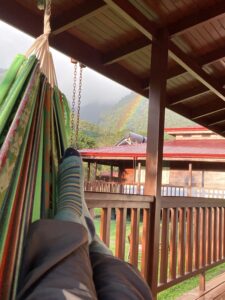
[77,131,96,149]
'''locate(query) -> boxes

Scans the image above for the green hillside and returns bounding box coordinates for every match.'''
[99,92,196,136]
[77,92,198,148]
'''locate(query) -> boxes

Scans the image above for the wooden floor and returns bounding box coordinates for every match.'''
[178,272,225,300]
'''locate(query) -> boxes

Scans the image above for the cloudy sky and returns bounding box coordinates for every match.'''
[0,20,131,106]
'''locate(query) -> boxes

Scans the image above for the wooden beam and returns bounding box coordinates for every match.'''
[191,102,225,120]
[208,118,225,127]
[142,65,185,90]
[52,0,107,35]
[168,1,225,36]
[145,30,168,298]
[103,36,150,65]
[168,86,209,106]
[143,46,225,90]
[50,32,146,96]
[198,47,225,66]
[103,0,156,39]
[169,42,225,102]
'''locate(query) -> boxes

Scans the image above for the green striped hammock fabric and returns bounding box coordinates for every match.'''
[0,53,71,300]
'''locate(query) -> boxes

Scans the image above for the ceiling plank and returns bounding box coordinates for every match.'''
[103,0,156,39]
[52,0,107,35]
[168,1,225,36]
[198,47,225,65]
[0,1,145,98]
[169,42,225,102]
[208,118,225,127]
[192,103,225,120]
[168,86,209,106]
[143,46,225,90]
[103,36,150,65]
[168,77,225,106]
[51,33,145,96]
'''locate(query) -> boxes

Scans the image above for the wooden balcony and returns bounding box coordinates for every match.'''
[85,180,225,199]
[85,189,225,298]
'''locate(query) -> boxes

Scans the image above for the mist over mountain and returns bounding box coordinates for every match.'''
[81,92,195,135]
[80,102,111,124]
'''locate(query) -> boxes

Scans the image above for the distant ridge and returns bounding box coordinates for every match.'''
[99,92,195,135]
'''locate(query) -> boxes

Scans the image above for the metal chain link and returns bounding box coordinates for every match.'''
[75,63,84,148]
[71,61,78,147]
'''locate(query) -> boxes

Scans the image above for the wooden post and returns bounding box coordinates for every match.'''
[137,162,141,194]
[202,170,204,188]
[144,30,168,299]
[87,162,91,181]
[94,162,97,180]
[188,163,192,196]
[110,165,113,192]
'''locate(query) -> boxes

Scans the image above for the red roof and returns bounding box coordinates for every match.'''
[80,139,225,160]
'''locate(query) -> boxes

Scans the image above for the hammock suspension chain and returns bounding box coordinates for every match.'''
[71,61,78,147]
[70,60,85,149]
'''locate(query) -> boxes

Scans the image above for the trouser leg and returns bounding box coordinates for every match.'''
[90,252,153,300]
[17,220,97,300]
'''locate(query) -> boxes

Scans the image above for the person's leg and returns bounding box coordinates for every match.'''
[81,180,152,299]
[18,149,97,300]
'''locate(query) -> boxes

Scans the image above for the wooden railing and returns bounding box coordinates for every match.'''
[85,191,154,272]
[85,180,225,198]
[157,196,225,294]
[85,191,225,298]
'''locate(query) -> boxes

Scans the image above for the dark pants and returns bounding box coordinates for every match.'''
[17,220,152,300]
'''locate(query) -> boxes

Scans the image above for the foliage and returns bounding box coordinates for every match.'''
[77,131,96,149]
[72,92,198,149]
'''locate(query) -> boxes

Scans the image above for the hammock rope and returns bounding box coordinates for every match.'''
[0,1,78,299]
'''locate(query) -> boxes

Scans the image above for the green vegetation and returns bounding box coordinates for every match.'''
[79,92,197,149]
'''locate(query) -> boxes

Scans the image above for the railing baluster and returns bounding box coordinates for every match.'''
[213,207,217,262]
[194,207,200,270]
[100,208,111,247]
[141,208,150,278]
[129,208,140,267]
[178,207,186,277]
[186,208,193,273]
[160,208,169,284]
[223,208,225,258]
[200,207,206,268]
[169,208,178,280]
[219,207,222,260]
[207,207,212,265]
[115,208,127,259]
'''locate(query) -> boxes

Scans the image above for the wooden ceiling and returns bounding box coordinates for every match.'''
[1,0,225,136]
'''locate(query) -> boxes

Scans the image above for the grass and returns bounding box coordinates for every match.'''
[93,211,225,300]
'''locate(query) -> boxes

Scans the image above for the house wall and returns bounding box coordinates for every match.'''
[122,167,225,189]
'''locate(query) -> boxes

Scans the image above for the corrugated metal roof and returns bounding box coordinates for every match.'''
[80,139,225,160]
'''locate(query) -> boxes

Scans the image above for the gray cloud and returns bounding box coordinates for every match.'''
[0,20,130,106]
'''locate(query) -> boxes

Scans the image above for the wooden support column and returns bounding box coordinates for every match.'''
[144,30,168,299]
[137,162,141,194]
[87,162,91,181]
[188,163,192,196]
[110,165,113,192]
[94,162,97,180]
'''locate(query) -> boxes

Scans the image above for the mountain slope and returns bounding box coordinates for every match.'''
[99,92,195,135]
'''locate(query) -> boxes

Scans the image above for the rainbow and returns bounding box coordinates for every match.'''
[116,94,143,131]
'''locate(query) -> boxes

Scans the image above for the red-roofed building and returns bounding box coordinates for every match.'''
[81,127,225,197]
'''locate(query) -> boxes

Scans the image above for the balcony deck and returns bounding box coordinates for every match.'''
[178,271,225,300]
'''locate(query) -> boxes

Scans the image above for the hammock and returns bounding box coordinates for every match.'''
[0,3,72,299]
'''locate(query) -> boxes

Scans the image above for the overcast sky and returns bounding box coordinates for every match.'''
[0,20,131,106]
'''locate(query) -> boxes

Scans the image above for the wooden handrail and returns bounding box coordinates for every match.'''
[84,191,225,297]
